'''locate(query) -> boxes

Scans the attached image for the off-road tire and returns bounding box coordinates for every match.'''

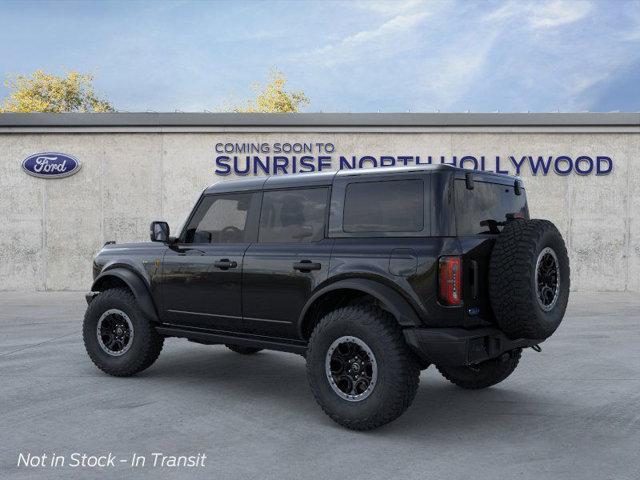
[83,288,164,377]
[225,344,263,355]
[489,219,570,340]
[436,349,522,390]
[306,305,420,431]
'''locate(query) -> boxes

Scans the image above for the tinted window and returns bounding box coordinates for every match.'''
[183,193,256,243]
[259,188,328,243]
[343,180,424,233]
[455,180,528,235]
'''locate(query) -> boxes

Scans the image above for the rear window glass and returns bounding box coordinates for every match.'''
[343,179,424,233]
[455,180,528,235]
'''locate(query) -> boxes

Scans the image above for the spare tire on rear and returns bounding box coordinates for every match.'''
[489,219,570,340]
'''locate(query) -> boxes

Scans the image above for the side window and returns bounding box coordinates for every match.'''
[259,188,328,243]
[183,193,256,244]
[343,179,424,233]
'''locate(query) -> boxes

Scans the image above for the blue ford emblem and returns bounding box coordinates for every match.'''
[22,152,81,179]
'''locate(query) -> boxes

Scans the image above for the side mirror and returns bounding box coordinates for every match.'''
[150,221,170,242]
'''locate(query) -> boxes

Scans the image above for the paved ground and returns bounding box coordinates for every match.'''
[0,291,639,480]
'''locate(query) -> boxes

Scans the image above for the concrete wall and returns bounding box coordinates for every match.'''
[0,129,638,291]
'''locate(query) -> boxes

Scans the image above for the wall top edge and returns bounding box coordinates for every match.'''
[1,127,639,135]
[0,112,639,128]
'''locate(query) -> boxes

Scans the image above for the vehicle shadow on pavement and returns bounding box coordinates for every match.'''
[135,341,568,436]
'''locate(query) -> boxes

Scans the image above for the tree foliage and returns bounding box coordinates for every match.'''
[1,70,114,113]
[234,70,309,113]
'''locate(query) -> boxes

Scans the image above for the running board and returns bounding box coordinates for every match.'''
[155,325,308,355]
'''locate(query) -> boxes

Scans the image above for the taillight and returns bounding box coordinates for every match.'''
[439,256,462,306]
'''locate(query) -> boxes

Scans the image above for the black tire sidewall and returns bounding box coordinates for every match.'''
[530,226,570,337]
[306,306,418,427]
[308,320,385,420]
[83,289,158,375]
[490,219,570,340]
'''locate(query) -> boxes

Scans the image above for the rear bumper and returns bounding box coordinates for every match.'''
[403,326,543,367]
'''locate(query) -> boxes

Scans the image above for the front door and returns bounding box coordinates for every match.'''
[161,191,260,332]
[242,187,332,338]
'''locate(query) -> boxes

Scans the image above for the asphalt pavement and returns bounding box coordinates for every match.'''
[1,291,639,480]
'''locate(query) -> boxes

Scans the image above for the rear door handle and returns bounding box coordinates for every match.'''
[293,260,321,272]
[214,259,238,270]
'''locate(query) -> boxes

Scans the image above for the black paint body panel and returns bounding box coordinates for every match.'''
[89,165,530,365]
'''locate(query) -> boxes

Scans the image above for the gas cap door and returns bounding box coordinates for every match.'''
[389,248,417,277]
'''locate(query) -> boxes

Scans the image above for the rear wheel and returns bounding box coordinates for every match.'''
[306,305,420,430]
[83,288,164,377]
[225,344,263,355]
[437,349,521,390]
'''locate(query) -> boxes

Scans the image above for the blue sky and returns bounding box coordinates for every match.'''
[0,0,638,112]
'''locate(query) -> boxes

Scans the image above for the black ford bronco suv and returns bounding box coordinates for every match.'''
[83,165,570,430]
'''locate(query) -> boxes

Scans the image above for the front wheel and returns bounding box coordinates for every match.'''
[436,349,522,390]
[306,305,420,430]
[83,288,164,377]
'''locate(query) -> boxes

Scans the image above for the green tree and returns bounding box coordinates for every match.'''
[234,70,309,113]
[1,70,114,113]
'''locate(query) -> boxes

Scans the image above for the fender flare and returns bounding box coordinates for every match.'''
[91,267,159,322]
[297,278,422,337]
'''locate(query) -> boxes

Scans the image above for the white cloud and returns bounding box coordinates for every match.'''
[619,0,640,41]
[530,0,592,28]
[337,12,428,46]
[478,0,638,111]
[301,11,430,66]
[293,0,635,112]
[419,29,500,109]
[352,0,430,16]
[483,1,522,23]
[484,0,591,29]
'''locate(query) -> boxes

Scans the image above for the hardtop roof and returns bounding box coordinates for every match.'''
[203,164,518,194]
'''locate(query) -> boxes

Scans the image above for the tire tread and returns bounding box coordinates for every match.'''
[489,219,569,339]
[306,304,419,431]
[83,288,164,377]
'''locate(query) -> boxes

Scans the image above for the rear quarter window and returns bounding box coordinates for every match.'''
[343,179,424,233]
[455,179,528,235]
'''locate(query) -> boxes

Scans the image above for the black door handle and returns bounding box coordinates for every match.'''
[214,259,238,270]
[293,260,321,272]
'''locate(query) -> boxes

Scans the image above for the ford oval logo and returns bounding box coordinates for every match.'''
[22,152,82,179]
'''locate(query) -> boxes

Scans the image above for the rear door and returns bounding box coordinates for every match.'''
[161,192,260,332]
[242,187,333,338]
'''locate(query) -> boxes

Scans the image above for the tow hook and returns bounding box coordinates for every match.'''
[531,344,542,353]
